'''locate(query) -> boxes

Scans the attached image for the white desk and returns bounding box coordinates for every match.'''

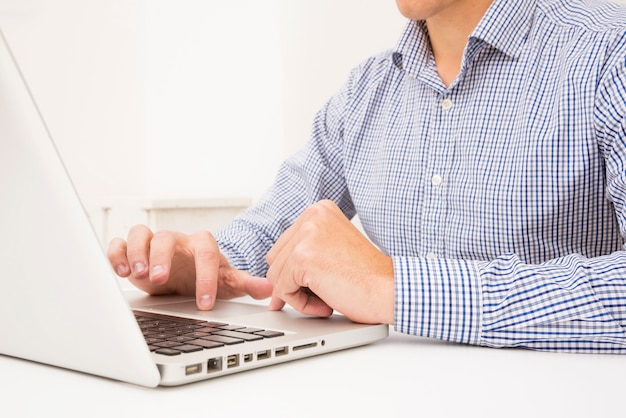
[1,325,623,418]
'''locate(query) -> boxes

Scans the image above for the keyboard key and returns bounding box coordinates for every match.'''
[205,321,229,327]
[194,326,222,333]
[174,344,205,353]
[170,335,195,343]
[254,330,285,338]
[153,341,183,348]
[154,348,181,356]
[201,335,245,345]
[144,337,164,344]
[236,327,265,334]
[188,339,226,349]
[217,324,246,331]
[213,330,264,341]
[184,331,213,339]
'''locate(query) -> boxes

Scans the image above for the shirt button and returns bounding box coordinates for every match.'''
[441,98,453,111]
[431,174,443,186]
[426,252,437,259]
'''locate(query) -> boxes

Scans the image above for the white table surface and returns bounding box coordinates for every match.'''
[1,323,623,418]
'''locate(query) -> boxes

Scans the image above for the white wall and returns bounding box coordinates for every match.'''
[142,0,284,201]
[0,0,405,242]
[279,1,406,156]
[142,0,404,200]
[0,0,144,212]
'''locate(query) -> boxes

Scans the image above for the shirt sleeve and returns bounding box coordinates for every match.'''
[393,256,483,346]
[394,252,626,353]
[214,62,361,277]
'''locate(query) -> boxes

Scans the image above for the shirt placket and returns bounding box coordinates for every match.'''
[420,90,457,260]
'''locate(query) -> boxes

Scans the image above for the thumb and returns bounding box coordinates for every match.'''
[234,270,274,300]
[269,296,286,311]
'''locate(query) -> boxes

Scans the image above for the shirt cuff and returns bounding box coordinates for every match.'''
[393,256,482,345]
[214,220,272,277]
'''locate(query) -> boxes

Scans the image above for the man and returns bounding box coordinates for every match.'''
[108,0,626,352]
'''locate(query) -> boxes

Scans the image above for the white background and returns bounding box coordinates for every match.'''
[0,0,405,241]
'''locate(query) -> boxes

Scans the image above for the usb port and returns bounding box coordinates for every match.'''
[275,346,288,357]
[185,363,202,376]
[227,354,239,368]
[256,349,271,360]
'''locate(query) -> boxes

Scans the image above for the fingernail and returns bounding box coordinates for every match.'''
[116,264,129,276]
[151,265,165,277]
[133,262,146,274]
[198,294,212,309]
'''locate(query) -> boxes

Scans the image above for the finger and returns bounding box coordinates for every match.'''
[268,247,333,317]
[147,231,178,286]
[126,224,154,280]
[272,286,333,317]
[191,231,220,310]
[266,219,300,265]
[266,218,319,290]
[266,200,338,265]
[213,264,273,300]
[239,271,274,300]
[107,237,131,277]
[269,296,285,311]
[266,219,314,286]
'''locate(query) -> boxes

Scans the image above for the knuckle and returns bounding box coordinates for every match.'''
[304,203,323,219]
[291,241,315,265]
[151,230,173,243]
[317,199,336,210]
[106,237,126,258]
[195,247,218,262]
[303,200,338,221]
[190,232,219,258]
[299,219,322,242]
[191,230,215,242]
[149,231,177,257]
[189,232,218,260]
[128,224,152,237]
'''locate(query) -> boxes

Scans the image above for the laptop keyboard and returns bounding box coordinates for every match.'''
[134,311,285,356]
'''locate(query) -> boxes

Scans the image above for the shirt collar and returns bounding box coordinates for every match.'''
[393,0,536,76]
[470,0,536,59]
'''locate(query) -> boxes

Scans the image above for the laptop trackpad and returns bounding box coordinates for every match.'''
[136,298,270,320]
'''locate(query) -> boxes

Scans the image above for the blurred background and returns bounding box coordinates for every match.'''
[0,0,405,244]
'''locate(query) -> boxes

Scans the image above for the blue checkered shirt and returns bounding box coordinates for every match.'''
[216,0,626,353]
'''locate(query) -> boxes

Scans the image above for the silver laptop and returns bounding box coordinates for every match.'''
[0,28,388,387]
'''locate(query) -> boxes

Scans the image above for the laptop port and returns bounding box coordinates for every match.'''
[185,363,202,376]
[207,357,222,373]
[227,354,239,368]
[275,346,288,357]
[243,353,253,363]
[256,349,271,360]
[293,342,317,351]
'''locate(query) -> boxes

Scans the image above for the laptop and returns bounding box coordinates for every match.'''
[0,28,388,387]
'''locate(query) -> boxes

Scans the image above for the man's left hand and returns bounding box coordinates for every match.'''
[266,200,394,324]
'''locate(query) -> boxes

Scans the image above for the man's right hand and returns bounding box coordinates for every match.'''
[106,225,273,310]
